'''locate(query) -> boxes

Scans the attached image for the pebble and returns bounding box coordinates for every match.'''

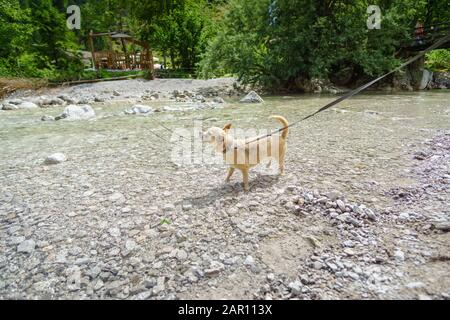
[41,115,55,121]
[44,153,66,165]
[336,199,346,211]
[204,261,225,277]
[267,273,275,281]
[313,261,323,270]
[399,212,410,220]
[394,250,405,262]
[288,281,302,295]
[405,282,425,289]
[163,204,175,212]
[109,192,125,203]
[108,228,121,237]
[343,248,356,256]
[125,239,136,251]
[17,240,36,253]
[244,255,255,266]
[176,249,188,261]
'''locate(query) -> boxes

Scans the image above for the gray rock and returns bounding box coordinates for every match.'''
[204,261,225,277]
[366,209,377,221]
[57,105,95,121]
[288,281,302,295]
[17,239,36,253]
[8,99,23,105]
[239,91,264,103]
[213,97,225,104]
[313,261,323,270]
[78,97,90,104]
[394,249,405,262]
[10,236,26,245]
[41,115,55,121]
[405,282,425,289]
[18,102,38,109]
[433,221,450,232]
[336,199,346,211]
[93,279,104,291]
[176,249,188,261]
[125,239,136,251]
[44,153,67,165]
[135,290,152,300]
[124,105,153,115]
[182,204,192,211]
[108,192,125,203]
[327,190,341,201]
[2,103,18,110]
[194,95,206,103]
[420,69,433,90]
[94,96,105,103]
[343,248,356,256]
[58,94,77,104]
[163,204,175,212]
[398,212,410,220]
[108,227,121,237]
[244,255,255,266]
[51,97,66,106]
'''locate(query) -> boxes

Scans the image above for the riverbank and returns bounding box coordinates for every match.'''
[0,88,449,299]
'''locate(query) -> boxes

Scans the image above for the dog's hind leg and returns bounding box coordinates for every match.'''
[226,167,235,182]
[242,169,249,191]
[279,148,286,175]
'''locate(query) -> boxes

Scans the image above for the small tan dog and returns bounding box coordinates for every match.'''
[201,115,288,191]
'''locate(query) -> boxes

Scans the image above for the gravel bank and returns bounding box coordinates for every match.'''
[0,86,449,299]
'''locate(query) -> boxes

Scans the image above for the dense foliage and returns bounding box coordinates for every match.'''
[199,0,450,90]
[0,0,83,79]
[0,0,448,87]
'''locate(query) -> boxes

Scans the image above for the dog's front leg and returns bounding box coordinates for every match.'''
[225,167,235,182]
[242,169,249,191]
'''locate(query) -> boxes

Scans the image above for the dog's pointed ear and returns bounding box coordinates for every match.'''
[223,123,232,132]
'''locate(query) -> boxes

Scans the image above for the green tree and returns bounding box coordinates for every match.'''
[199,0,444,90]
[130,0,213,70]
[0,0,35,76]
[28,0,81,70]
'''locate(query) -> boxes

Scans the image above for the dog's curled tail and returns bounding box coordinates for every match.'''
[270,115,289,139]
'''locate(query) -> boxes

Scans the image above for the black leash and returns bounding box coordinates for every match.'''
[242,31,450,146]
[146,32,450,146]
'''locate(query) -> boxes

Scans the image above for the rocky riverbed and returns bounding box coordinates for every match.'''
[0,79,449,299]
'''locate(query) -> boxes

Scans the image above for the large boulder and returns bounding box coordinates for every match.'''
[37,96,53,107]
[239,91,264,103]
[18,101,38,109]
[2,100,38,110]
[58,94,77,104]
[50,97,66,106]
[124,105,153,115]
[419,69,433,90]
[2,103,18,110]
[7,99,23,105]
[56,105,95,121]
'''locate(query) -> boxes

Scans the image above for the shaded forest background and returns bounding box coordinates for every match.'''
[0,0,449,90]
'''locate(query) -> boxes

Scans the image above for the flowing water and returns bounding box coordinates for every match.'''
[1,91,449,206]
[1,90,449,299]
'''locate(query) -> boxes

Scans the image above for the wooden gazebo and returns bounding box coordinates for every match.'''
[88,31,154,77]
